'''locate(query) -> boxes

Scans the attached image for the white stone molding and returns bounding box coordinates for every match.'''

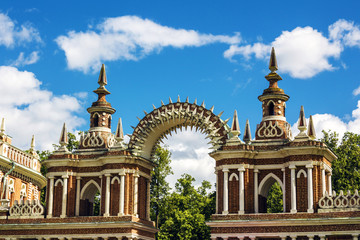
[111,176,120,184]
[306,165,314,213]
[327,172,332,196]
[215,170,218,214]
[133,171,139,217]
[80,180,101,199]
[118,171,126,216]
[318,191,334,209]
[104,173,111,217]
[353,234,359,240]
[282,168,286,212]
[238,167,245,214]
[258,173,284,197]
[321,165,326,196]
[289,165,297,213]
[296,169,307,178]
[254,169,259,213]
[229,172,239,181]
[75,176,81,216]
[257,121,284,138]
[60,176,68,218]
[9,200,44,218]
[222,168,229,215]
[54,178,63,187]
[47,177,54,218]
[82,132,105,148]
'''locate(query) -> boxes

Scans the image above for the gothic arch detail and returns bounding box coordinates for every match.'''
[229,173,239,181]
[297,169,307,178]
[258,173,283,197]
[111,176,120,184]
[80,180,101,200]
[128,100,229,159]
[54,179,63,187]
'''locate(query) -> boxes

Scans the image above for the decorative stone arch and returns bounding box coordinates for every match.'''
[258,173,284,213]
[229,173,239,181]
[259,173,284,197]
[80,180,101,200]
[54,179,63,187]
[128,99,229,159]
[297,169,307,178]
[111,176,120,184]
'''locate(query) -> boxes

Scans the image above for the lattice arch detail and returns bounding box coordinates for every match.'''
[128,99,229,159]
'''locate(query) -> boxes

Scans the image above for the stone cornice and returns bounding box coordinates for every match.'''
[210,145,337,162]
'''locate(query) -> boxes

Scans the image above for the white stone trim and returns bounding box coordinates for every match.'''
[254,169,259,213]
[111,176,120,184]
[54,178,63,187]
[222,168,229,215]
[80,179,101,200]
[296,169,307,178]
[258,173,284,197]
[229,172,239,181]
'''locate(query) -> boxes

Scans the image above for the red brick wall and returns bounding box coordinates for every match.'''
[53,182,62,217]
[110,180,120,216]
[296,169,307,212]
[229,171,239,213]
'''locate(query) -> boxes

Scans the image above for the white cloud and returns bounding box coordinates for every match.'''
[353,86,360,96]
[292,100,360,141]
[161,128,215,191]
[0,66,85,150]
[10,51,40,67]
[329,19,360,47]
[55,15,241,73]
[225,26,342,79]
[0,13,41,48]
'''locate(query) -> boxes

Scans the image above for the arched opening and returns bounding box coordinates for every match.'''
[110,177,120,216]
[92,113,99,128]
[80,180,101,216]
[268,101,275,116]
[228,172,239,213]
[108,116,112,128]
[258,173,283,213]
[53,179,63,217]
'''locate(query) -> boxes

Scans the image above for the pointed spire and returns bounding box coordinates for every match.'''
[30,135,35,149]
[0,118,5,135]
[177,95,180,103]
[307,115,316,140]
[269,47,278,73]
[231,110,240,133]
[243,119,252,144]
[194,98,197,105]
[185,96,189,103]
[161,100,165,106]
[57,123,69,152]
[153,104,156,110]
[297,105,307,132]
[115,118,124,141]
[201,101,205,108]
[97,64,108,88]
[169,97,173,104]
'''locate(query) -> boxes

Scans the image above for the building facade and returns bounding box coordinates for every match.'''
[0,48,359,239]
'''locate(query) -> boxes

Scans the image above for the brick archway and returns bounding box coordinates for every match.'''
[128,99,229,159]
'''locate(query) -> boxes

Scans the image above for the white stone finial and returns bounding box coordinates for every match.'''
[243,119,252,144]
[115,118,124,142]
[31,135,35,149]
[295,105,309,140]
[307,115,316,140]
[0,118,5,135]
[57,123,69,153]
[227,110,242,145]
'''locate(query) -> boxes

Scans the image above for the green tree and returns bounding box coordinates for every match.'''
[321,130,360,192]
[150,146,173,227]
[157,174,215,240]
[266,182,283,213]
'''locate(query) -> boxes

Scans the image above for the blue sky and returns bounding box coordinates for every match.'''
[1,0,360,188]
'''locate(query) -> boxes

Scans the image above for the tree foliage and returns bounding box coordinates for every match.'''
[266,182,283,213]
[321,130,360,192]
[157,174,215,240]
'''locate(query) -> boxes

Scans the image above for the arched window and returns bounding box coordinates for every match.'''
[258,173,284,213]
[268,102,275,116]
[80,180,101,216]
[108,116,111,128]
[93,114,99,127]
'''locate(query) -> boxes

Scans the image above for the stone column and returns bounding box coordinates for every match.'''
[133,171,139,217]
[321,165,326,196]
[319,235,326,240]
[254,169,259,213]
[238,166,245,214]
[327,172,332,196]
[104,174,111,217]
[118,170,125,216]
[289,165,297,213]
[281,168,286,212]
[290,236,297,240]
[146,178,151,220]
[352,234,358,240]
[306,164,314,213]
[60,175,68,218]
[75,176,81,216]
[47,177,54,218]
[280,237,286,240]
[308,235,315,240]
[222,168,229,215]
[215,170,218,214]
